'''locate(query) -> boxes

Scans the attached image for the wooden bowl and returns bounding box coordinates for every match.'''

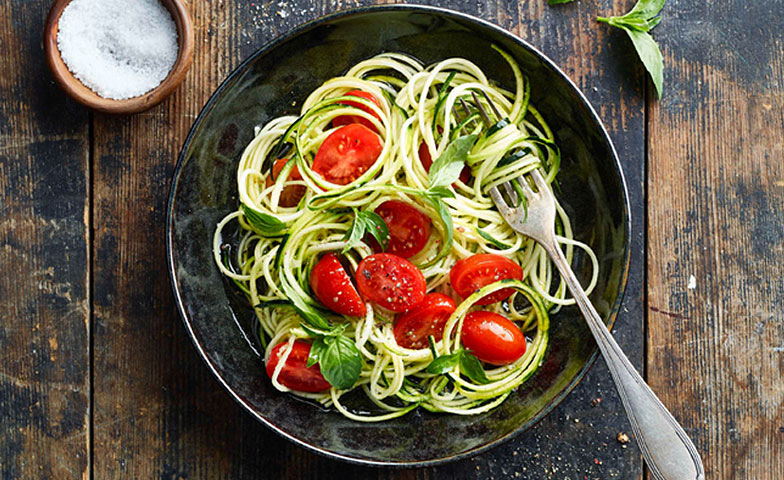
[44,0,195,114]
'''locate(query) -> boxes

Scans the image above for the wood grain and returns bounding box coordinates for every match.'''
[0,1,90,478]
[647,1,784,478]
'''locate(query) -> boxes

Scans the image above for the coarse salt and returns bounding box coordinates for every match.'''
[57,0,179,100]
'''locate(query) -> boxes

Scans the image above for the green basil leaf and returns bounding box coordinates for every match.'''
[318,335,362,390]
[460,351,491,384]
[307,338,326,368]
[241,204,287,237]
[475,227,513,249]
[626,29,664,99]
[279,275,331,331]
[548,0,574,4]
[427,186,455,200]
[426,351,462,375]
[609,15,655,32]
[342,208,390,253]
[646,15,662,30]
[428,134,477,189]
[628,0,665,20]
[426,195,454,255]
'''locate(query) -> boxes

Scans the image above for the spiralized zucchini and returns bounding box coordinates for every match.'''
[213,48,599,421]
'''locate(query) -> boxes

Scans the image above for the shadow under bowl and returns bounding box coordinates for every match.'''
[166,4,630,467]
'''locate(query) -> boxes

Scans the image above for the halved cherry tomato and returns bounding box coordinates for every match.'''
[333,90,382,132]
[265,158,305,207]
[461,311,526,365]
[266,341,331,392]
[393,293,456,349]
[372,200,431,258]
[312,124,383,185]
[449,254,523,305]
[310,253,365,316]
[356,253,426,312]
[418,140,471,184]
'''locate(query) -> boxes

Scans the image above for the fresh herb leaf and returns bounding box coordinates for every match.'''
[475,228,513,249]
[426,351,462,375]
[318,335,362,390]
[307,337,326,368]
[428,134,477,189]
[427,186,455,200]
[597,0,666,98]
[548,0,574,4]
[241,204,287,237]
[460,351,491,384]
[342,208,390,253]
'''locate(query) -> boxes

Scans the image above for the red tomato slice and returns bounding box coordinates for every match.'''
[372,200,431,258]
[332,90,382,132]
[418,140,471,184]
[461,311,526,365]
[356,253,426,312]
[312,124,383,185]
[266,341,331,392]
[265,158,305,207]
[449,254,523,305]
[310,253,365,316]
[393,293,456,349]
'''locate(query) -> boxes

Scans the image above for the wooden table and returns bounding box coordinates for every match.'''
[1,1,781,478]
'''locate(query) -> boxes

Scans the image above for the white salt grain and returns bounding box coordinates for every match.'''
[57,0,179,100]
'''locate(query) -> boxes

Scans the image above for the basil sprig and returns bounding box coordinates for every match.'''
[598,0,665,98]
[342,208,390,254]
[426,337,491,384]
[304,324,362,390]
[241,204,287,237]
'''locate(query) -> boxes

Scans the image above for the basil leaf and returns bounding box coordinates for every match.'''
[307,337,326,368]
[279,275,331,330]
[426,351,462,375]
[424,195,454,255]
[318,335,362,390]
[460,351,491,384]
[628,0,665,19]
[608,15,656,32]
[548,0,574,4]
[241,204,287,237]
[475,227,513,249]
[342,208,390,253]
[428,134,477,189]
[626,29,664,99]
[427,186,455,200]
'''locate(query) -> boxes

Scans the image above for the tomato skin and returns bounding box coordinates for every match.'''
[265,158,305,207]
[461,311,526,365]
[310,253,365,316]
[393,293,456,349]
[333,90,382,132]
[312,124,383,185]
[418,140,471,184]
[450,254,524,305]
[266,341,331,392]
[373,200,431,258]
[356,253,426,312]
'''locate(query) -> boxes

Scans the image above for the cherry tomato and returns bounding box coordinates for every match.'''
[372,200,431,258]
[394,293,456,349]
[461,311,526,365]
[449,254,523,305]
[266,340,331,392]
[265,158,305,207]
[356,253,426,312]
[418,140,471,184]
[332,90,382,132]
[310,253,365,316]
[312,124,383,185]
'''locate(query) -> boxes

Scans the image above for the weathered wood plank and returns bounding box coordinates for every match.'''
[91,0,646,478]
[647,1,784,478]
[0,1,90,478]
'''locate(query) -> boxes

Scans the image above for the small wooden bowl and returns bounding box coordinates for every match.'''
[44,0,195,114]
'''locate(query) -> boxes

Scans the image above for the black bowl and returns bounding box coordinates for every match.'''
[166,5,630,467]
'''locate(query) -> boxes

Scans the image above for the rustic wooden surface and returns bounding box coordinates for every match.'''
[0,0,781,478]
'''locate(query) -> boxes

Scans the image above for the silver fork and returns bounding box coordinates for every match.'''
[472,92,705,480]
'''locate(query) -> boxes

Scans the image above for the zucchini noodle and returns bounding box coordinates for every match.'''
[213,48,599,421]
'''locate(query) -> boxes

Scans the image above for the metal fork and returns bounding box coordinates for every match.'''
[472,92,705,480]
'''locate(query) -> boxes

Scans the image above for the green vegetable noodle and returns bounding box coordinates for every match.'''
[213,49,600,421]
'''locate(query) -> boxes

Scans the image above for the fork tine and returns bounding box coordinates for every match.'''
[458,98,480,129]
[517,176,536,199]
[502,181,519,205]
[481,90,504,120]
[530,168,550,193]
[488,186,508,211]
[471,91,494,127]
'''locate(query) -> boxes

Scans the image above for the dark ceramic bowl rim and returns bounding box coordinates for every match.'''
[166,4,631,468]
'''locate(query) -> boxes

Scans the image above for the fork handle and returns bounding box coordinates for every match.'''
[541,240,705,480]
